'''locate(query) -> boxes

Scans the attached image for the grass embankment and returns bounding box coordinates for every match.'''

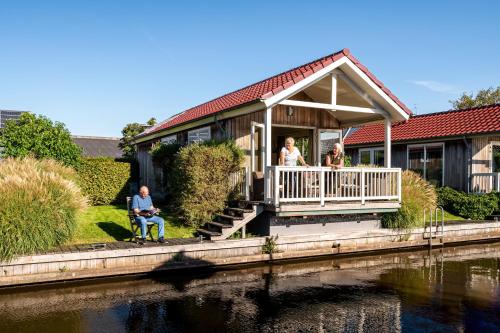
[72,205,196,245]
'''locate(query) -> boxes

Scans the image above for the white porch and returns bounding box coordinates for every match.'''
[248,59,408,214]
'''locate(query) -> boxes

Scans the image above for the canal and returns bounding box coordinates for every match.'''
[0,242,499,333]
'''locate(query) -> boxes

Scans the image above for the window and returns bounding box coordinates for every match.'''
[492,142,500,172]
[160,135,177,144]
[407,143,444,187]
[358,148,384,166]
[188,126,211,144]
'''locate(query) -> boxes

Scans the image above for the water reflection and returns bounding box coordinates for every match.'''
[0,243,499,333]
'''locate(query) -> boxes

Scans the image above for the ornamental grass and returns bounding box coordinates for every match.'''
[382,170,437,230]
[0,157,87,261]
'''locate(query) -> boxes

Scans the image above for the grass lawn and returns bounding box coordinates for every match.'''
[71,205,196,245]
[442,210,465,221]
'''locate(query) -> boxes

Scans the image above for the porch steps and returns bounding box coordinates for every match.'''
[197,201,264,241]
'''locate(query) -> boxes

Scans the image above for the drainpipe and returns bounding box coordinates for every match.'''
[462,137,471,193]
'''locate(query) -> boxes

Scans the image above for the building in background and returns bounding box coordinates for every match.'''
[0,110,25,128]
[72,136,122,158]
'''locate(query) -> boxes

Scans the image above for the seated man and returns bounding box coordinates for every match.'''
[132,186,166,244]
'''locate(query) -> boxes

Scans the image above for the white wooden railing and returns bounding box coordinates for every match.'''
[265,166,401,207]
[229,167,250,200]
[470,172,500,193]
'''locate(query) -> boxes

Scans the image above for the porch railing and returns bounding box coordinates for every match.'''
[265,166,401,207]
[470,172,500,193]
[229,167,250,200]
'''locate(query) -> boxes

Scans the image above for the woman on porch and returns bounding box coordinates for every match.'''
[325,143,344,169]
[279,137,309,167]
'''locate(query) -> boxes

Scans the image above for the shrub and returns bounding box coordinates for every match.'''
[0,113,82,168]
[382,170,437,230]
[77,157,137,205]
[0,157,87,261]
[171,140,244,228]
[437,187,498,220]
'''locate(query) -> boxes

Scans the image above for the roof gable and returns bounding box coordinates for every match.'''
[344,104,500,146]
[142,48,412,138]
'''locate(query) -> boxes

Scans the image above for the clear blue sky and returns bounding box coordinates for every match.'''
[1,1,499,137]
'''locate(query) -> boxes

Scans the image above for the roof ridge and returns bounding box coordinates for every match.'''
[410,103,500,118]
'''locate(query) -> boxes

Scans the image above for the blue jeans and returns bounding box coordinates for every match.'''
[134,215,165,239]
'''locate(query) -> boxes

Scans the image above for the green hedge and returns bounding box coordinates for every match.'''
[167,140,243,228]
[77,157,137,205]
[437,187,499,220]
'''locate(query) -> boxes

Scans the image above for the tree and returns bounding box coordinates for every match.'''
[119,117,157,158]
[0,113,82,168]
[450,86,500,109]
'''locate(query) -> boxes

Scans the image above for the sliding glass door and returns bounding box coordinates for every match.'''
[408,143,444,187]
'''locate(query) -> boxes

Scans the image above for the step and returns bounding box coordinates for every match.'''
[225,207,254,215]
[216,214,243,221]
[207,221,233,229]
[196,229,222,237]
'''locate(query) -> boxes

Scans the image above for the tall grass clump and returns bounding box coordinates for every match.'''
[382,170,437,231]
[0,157,87,261]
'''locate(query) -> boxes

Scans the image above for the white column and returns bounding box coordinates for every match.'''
[384,117,392,168]
[331,73,337,105]
[264,107,272,166]
[264,107,272,202]
[250,124,255,174]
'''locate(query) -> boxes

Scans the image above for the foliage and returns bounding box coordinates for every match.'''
[0,113,82,168]
[0,157,87,261]
[76,157,137,205]
[72,205,195,244]
[262,235,279,254]
[119,117,156,158]
[449,86,500,109]
[437,187,498,220]
[343,154,352,167]
[171,140,244,228]
[382,170,437,230]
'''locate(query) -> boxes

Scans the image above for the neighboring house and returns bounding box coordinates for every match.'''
[72,136,123,158]
[135,48,411,238]
[0,110,25,128]
[344,104,500,193]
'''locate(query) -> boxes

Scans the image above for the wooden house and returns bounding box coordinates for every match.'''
[344,104,500,193]
[134,48,411,238]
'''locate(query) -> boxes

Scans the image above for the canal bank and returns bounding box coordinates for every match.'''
[1,221,500,287]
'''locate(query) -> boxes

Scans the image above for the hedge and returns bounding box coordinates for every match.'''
[166,140,243,228]
[437,187,498,220]
[77,157,137,205]
[0,157,87,261]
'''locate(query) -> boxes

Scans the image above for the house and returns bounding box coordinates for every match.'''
[344,104,500,193]
[72,135,123,158]
[134,48,411,238]
[0,110,25,128]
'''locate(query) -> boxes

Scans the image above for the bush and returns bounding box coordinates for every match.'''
[171,140,244,228]
[0,113,82,168]
[437,187,498,220]
[0,157,87,261]
[77,157,137,205]
[382,170,437,230]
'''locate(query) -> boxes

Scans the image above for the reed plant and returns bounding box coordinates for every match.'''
[0,157,87,261]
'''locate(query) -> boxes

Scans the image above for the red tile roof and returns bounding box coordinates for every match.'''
[141,48,411,138]
[344,104,500,146]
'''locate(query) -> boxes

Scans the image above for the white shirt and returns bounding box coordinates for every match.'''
[281,147,301,166]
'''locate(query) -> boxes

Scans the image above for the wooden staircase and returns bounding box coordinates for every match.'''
[197,201,264,240]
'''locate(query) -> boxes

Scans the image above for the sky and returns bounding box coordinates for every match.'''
[0,0,499,137]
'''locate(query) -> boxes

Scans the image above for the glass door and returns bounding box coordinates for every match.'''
[426,146,444,187]
[317,130,342,166]
[408,146,425,178]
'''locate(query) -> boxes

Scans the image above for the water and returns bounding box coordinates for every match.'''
[0,243,499,333]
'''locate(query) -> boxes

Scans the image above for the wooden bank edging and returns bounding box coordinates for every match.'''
[1,222,500,287]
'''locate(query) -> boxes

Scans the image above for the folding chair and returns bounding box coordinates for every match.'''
[126,196,155,243]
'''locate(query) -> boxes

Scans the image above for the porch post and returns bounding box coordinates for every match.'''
[264,107,272,201]
[384,117,392,168]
